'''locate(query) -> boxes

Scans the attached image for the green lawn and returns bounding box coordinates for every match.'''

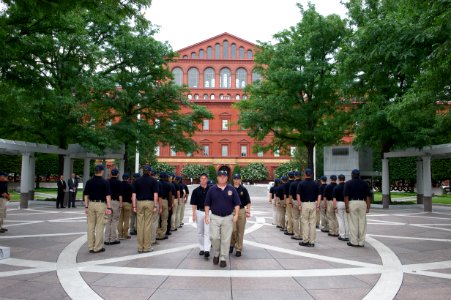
[8,188,83,202]
[372,192,451,205]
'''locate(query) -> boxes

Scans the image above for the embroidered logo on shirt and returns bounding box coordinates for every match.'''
[227,190,233,196]
[240,192,243,196]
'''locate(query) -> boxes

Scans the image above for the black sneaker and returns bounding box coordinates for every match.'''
[236,251,241,257]
[321,229,329,233]
[112,240,120,245]
[220,260,227,268]
[347,242,358,247]
[199,251,205,256]
[130,231,137,235]
[308,243,315,247]
[229,246,234,253]
[93,248,105,253]
[213,256,219,265]
[204,251,210,258]
[104,241,111,245]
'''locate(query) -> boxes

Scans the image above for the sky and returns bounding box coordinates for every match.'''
[145,0,348,51]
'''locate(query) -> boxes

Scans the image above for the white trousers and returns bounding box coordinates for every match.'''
[196,210,211,251]
[336,201,349,239]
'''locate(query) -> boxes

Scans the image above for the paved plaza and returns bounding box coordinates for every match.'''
[1,186,451,300]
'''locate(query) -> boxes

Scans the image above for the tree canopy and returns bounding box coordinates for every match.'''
[236,4,349,169]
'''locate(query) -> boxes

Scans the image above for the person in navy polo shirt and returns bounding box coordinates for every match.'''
[204,169,241,268]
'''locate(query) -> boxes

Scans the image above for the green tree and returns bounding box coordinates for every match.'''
[241,163,269,183]
[182,164,207,179]
[208,165,217,183]
[237,4,348,170]
[0,0,211,173]
[341,0,451,154]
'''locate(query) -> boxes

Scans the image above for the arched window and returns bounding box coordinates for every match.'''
[236,68,247,88]
[172,67,183,86]
[183,55,188,59]
[203,94,209,100]
[219,94,224,100]
[187,94,192,100]
[223,40,229,59]
[188,68,199,88]
[204,68,215,88]
[207,46,212,59]
[252,69,262,82]
[235,94,240,100]
[210,94,215,100]
[220,68,231,88]
[231,43,236,59]
[215,43,220,59]
[194,94,199,100]
[239,47,245,59]
[199,49,204,59]
[247,50,253,59]
[191,52,197,59]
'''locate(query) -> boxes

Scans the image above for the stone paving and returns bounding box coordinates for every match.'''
[1,186,451,300]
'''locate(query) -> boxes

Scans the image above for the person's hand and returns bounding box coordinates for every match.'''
[233,215,238,223]
[159,207,163,214]
[316,206,320,212]
[245,210,250,218]
[205,216,210,225]
[105,208,112,215]
[84,207,88,214]
[345,207,350,214]
[133,207,137,213]
[366,207,370,213]
[193,214,197,223]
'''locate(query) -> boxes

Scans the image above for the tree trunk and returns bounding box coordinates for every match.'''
[123,142,130,174]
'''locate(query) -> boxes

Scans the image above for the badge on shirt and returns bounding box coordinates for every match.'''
[240,192,243,196]
[228,190,233,196]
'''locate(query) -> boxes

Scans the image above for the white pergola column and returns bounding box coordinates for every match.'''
[28,154,35,200]
[102,159,107,179]
[63,156,71,207]
[83,158,90,188]
[422,155,432,212]
[119,159,125,178]
[20,153,31,209]
[416,158,424,204]
[382,158,390,209]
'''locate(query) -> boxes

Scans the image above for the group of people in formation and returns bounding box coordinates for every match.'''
[270,168,371,248]
[83,164,189,253]
[83,165,252,268]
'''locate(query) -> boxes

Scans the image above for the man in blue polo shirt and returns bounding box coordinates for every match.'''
[204,169,241,268]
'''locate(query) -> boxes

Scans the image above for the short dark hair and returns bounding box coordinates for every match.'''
[199,172,208,178]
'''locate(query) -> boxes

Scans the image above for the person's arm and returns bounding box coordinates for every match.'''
[204,206,210,224]
[84,194,89,214]
[132,193,137,213]
[316,194,321,211]
[153,192,159,212]
[105,195,112,215]
[233,205,240,223]
[344,196,349,213]
[366,195,371,213]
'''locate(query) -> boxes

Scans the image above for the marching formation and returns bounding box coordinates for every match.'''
[83,165,251,268]
[83,165,189,254]
[270,168,371,248]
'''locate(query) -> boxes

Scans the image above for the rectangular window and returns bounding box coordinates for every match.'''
[222,145,228,157]
[274,149,280,157]
[332,148,349,156]
[203,119,209,130]
[241,145,247,157]
[186,152,192,157]
[222,119,229,130]
[257,150,264,157]
[170,146,176,157]
[203,145,209,156]
[155,146,160,157]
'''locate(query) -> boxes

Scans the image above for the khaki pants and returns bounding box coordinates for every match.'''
[327,200,339,235]
[292,202,302,239]
[277,199,286,228]
[210,213,233,262]
[150,205,160,244]
[157,199,169,239]
[336,201,349,239]
[137,200,154,251]
[0,198,7,229]
[286,201,293,233]
[118,202,132,239]
[104,200,120,242]
[171,198,179,230]
[231,209,246,251]
[320,199,328,230]
[87,202,107,252]
[301,202,317,244]
[348,200,367,246]
[272,201,277,225]
[130,211,137,233]
[178,200,186,225]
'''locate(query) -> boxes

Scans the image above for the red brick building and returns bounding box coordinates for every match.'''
[157,33,291,178]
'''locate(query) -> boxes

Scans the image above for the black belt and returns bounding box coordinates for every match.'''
[137,199,153,201]
[303,200,317,202]
[197,208,205,212]
[213,212,232,217]
[89,200,105,203]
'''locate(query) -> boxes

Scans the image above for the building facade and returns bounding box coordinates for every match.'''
[156,33,291,178]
